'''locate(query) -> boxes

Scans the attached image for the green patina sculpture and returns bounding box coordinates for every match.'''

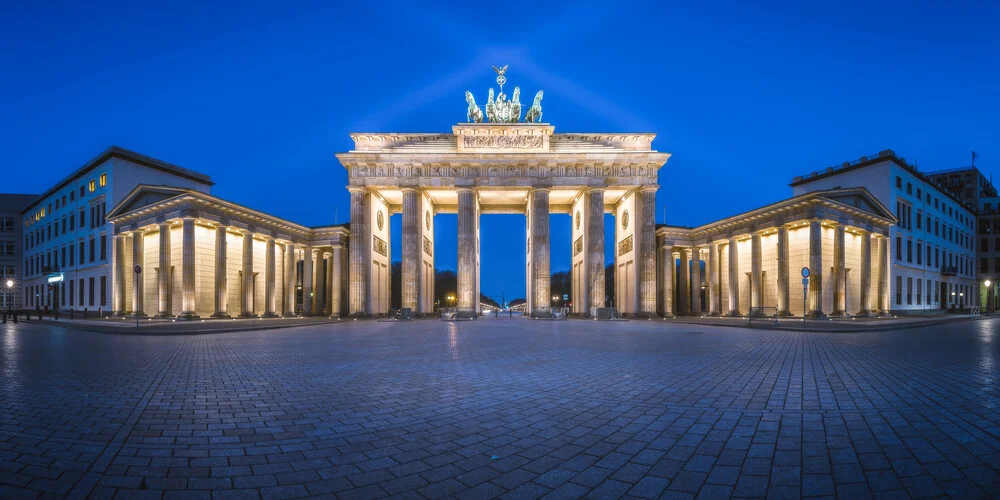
[466,65,543,124]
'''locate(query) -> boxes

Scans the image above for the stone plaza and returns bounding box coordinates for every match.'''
[2,317,1000,499]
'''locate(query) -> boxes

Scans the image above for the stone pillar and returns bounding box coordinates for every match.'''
[832,223,846,315]
[325,252,334,314]
[587,189,605,311]
[876,234,888,314]
[807,218,824,317]
[638,187,658,316]
[240,231,255,317]
[401,188,420,312]
[156,222,172,317]
[661,246,674,316]
[283,243,296,315]
[677,247,690,315]
[330,246,342,316]
[750,231,762,313]
[263,237,277,317]
[113,234,126,314]
[212,226,229,318]
[457,188,478,313]
[180,217,198,319]
[858,229,872,316]
[302,245,313,316]
[312,249,322,315]
[132,231,144,316]
[348,188,370,316]
[727,237,740,316]
[708,242,720,315]
[776,225,790,316]
[530,188,551,316]
[690,247,702,314]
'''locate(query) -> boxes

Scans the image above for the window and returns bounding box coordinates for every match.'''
[907,277,913,304]
[896,237,902,260]
[983,238,990,252]
[907,183,912,195]
[917,278,922,305]
[70,191,74,202]
[80,186,85,197]
[916,242,922,265]
[927,280,932,305]
[79,209,85,227]
[89,238,95,263]
[100,276,106,306]
[69,214,74,231]
[88,180,96,192]
[896,177,902,188]
[99,173,107,187]
[916,213,922,230]
[917,188,922,200]
[79,241,85,264]
[100,234,106,260]
[68,280,74,307]
[78,278,84,305]
[88,277,94,307]
[69,245,74,266]
[983,260,989,273]
[906,240,912,263]
[896,276,903,305]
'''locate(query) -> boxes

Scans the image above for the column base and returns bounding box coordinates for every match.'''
[855,310,872,317]
[830,310,847,316]
[155,313,175,318]
[211,312,231,319]
[239,312,258,318]
[179,313,200,320]
[262,312,279,318]
[130,311,148,317]
[114,310,128,317]
[806,310,825,318]
[708,311,722,317]
[777,310,794,317]
[726,310,742,317]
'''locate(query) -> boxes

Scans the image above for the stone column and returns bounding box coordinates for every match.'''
[457,188,478,313]
[587,189,605,311]
[401,188,420,312]
[330,246,342,316]
[132,231,144,316]
[180,217,198,319]
[876,234,888,314]
[156,222,172,317]
[677,247,690,315]
[858,229,872,316]
[776,225,790,316]
[661,246,674,316]
[302,245,313,316]
[325,252,334,314]
[750,231,763,313]
[212,226,229,318]
[530,188,551,316]
[312,249,322,315]
[727,237,740,316]
[638,187,658,316]
[708,242,720,315]
[807,218,824,317]
[263,237,277,317]
[240,231,255,317]
[348,188,370,316]
[113,234,125,314]
[832,223,846,315]
[690,247,702,314]
[284,242,296,315]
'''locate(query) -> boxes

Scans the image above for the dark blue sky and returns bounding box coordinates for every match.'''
[2,1,998,299]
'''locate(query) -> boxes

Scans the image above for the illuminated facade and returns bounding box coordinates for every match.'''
[0,194,36,310]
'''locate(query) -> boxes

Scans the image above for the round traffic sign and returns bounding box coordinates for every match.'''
[134,265,142,275]
[801,267,810,278]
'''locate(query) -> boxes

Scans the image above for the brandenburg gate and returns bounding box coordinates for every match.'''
[336,68,671,317]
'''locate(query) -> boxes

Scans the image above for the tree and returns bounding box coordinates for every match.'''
[434,270,457,307]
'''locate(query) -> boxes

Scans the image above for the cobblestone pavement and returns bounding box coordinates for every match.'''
[2,318,1000,499]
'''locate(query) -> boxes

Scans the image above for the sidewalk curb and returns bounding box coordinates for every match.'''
[657,315,994,333]
[14,318,355,336]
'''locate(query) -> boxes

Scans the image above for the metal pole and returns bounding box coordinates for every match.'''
[802,285,806,321]
[135,270,139,330]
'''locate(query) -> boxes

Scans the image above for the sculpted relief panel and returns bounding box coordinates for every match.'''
[350,163,659,180]
[461,134,543,149]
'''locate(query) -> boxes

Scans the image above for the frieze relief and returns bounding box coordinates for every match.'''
[350,162,659,179]
[423,236,433,256]
[574,236,583,256]
[618,235,634,256]
[372,235,388,257]
[462,135,543,149]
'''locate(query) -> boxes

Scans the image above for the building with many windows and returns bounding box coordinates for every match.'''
[926,167,1000,310]
[20,147,212,312]
[1,193,38,310]
[790,150,978,312]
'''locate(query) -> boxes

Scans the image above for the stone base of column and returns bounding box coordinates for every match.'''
[239,312,258,318]
[855,310,872,317]
[350,311,368,318]
[114,310,128,316]
[530,308,552,318]
[211,312,231,319]
[261,312,279,318]
[637,312,659,318]
[830,309,847,316]
[806,310,825,318]
[777,310,793,317]
[726,310,742,317]
[708,312,722,317]
[179,313,200,320]
[155,313,175,318]
[129,311,148,317]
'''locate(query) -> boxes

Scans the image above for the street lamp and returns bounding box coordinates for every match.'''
[6,279,12,316]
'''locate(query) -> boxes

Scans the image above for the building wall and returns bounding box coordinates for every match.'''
[369,194,390,315]
[570,193,587,314]
[0,195,35,310]
[419,193,435,313]
[615,191,636,314]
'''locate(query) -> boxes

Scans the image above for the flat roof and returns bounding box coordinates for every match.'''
[22,146,214,213]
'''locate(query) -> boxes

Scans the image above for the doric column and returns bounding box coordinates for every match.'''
[212,226,229,318]
[348,187,370,316]
[312,249,322,315]
[330,246,342,316]
[638,187,658,316]
[587,189,605,310]
[401,188,420,312]
[113,234,126,314]
[263,237,277,317]
[457,188,478,313]
[661,246,674,316]
[807,218,824,317]
[302,245,313,316]
[180,216,198,319]
[858,229,872,316]
[240,231,255,317]
[708,242,720,315]
[750,231,763,312]
[529,188,550,316]
[325,251,334,314]
[283,242,296,315]
[132,231,144,316]
[690,246,702,314]
[677,247,690,315]
[156,222,172,317]
[727,237,740,316]
[776,225,790,316]
[876,234,888,314]
[832,223,846,315]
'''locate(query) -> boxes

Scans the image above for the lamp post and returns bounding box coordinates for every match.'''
[5,279,12,315]
[986,280,993,313]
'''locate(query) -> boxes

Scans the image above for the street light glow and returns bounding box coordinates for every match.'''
[5,280,12,289]
[987,280,993,288]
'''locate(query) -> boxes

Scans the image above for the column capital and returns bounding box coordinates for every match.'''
[638,185,659,194]
[530,186,551,194]
[400,187,419,194]
[455,186,477,194]
[347,186,368,194]
[585,187,605,194]
[751,229,766,237]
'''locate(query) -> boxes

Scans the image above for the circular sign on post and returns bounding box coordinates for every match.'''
[134,265,142,275]
[800,267,810,278]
